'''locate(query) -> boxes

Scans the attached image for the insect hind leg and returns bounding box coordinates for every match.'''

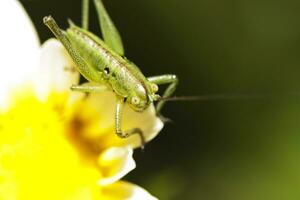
[43,16,100,82]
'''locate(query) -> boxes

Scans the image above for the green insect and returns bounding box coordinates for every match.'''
[43,0,178,147]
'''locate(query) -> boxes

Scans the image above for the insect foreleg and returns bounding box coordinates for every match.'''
[116,98,146,148]
[43,16,100,82]
[82,0,89,30]
[148,74,178,115]
[71,83,107,93]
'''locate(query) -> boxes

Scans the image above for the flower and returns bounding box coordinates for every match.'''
[0,0,163,199]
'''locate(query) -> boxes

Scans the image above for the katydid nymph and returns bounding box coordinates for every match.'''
[43,0,178,147]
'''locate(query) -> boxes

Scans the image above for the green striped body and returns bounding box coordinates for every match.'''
[66,24,153,111]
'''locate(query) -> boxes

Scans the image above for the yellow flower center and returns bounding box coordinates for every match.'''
[0,89,111,199]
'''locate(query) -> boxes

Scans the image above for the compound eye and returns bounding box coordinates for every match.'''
[131,96,140,105]
[151,83,159,93]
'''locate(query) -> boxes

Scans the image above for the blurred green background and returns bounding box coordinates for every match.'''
[21,0,300,199]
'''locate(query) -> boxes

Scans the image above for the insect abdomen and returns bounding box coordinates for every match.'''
[65,24,150,99]
[66,25,118,74]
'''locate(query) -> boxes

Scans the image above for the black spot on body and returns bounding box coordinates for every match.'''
[104,67,110,75]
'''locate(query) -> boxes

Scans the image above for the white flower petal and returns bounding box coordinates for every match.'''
[122,105,164,148]
[0,0,40,108]
[102,181,158,200]
[84,91,116,131]
[97,147,136,186]
[36,39,80,99]
[85,92,164,148]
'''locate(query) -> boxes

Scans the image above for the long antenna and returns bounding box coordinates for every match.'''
[159,92,300,102]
